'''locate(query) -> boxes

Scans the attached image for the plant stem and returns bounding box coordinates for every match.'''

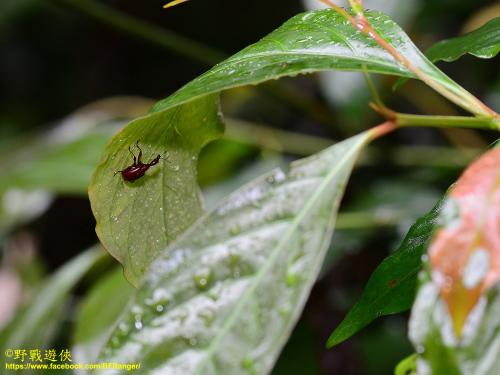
[320,0,498,117]
[226,118,482,167]
[396,114,500,131]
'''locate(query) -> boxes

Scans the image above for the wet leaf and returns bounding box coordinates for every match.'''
[95,131,372,374]
[426,18,500,62]
[0,248,104,359]
[394,18,500,90]
[428,148,500,337]
[91,8,472,286]
[327,198,443,347]
[89,95,224,286]
[73,267,133,364]
[151,9,470,115]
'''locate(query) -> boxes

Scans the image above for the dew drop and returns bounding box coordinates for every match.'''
[241,357,254,369]
[208,289,220,301]
[194,267,213,290]
[198,308,215,325]
[285,271,298,287]
[279,303,291,318]
[118,322,129,334]
[230,225,241,236]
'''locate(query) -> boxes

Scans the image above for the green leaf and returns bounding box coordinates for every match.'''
[0,128,113,235]
[394,18,500,91]
[89,95,224,286]
[0,248,103,357]
[0,129,113,196]
[426,18,500,63]
[90,8,473,285]
[0,96,151,235]
[327,198,443,348]
[73,267,134,364]
[95,131,372,374]
[150,10,468,115]
[395,354,417,375]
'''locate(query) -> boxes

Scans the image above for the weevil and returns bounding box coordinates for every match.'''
[115,142,161,182]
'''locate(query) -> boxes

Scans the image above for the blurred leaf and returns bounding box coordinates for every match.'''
[426,18,500,62]
[327,198,443,348]
[89,95,224,287]
[428,148,500,336]
[0,96,152,235]
[408,282,500,375]
[0,248,103,362]
[91,8,473,286]
[73,267,133,364]
[394,353,417,375]
[407,147,500,374]
[0,130,113,195]
[95,131,372,374]
[197,139,257,187]
[0,128,113,235]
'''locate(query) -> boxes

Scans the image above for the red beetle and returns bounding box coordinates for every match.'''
[115,142,161,182]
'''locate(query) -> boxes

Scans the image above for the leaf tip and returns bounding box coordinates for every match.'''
[326,331,343,348]
[163,0,190,9]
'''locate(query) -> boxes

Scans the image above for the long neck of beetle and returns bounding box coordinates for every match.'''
[149,155,161,166]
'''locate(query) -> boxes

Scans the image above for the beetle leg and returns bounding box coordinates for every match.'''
[128,146,137,165]
[135,142,143,163]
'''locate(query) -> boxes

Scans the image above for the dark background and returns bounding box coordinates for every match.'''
[1,0,499,373]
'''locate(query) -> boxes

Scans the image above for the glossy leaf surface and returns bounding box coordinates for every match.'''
[327,198,443,347]
[151,10,467,115]
[95,132,371,374]
[426,18,500,62]
[90,8,472,285]
[89,95,224,286]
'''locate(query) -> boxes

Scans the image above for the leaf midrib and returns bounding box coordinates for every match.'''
[192,135,368,374]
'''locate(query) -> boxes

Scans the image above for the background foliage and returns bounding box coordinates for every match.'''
[0,0,499,374]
